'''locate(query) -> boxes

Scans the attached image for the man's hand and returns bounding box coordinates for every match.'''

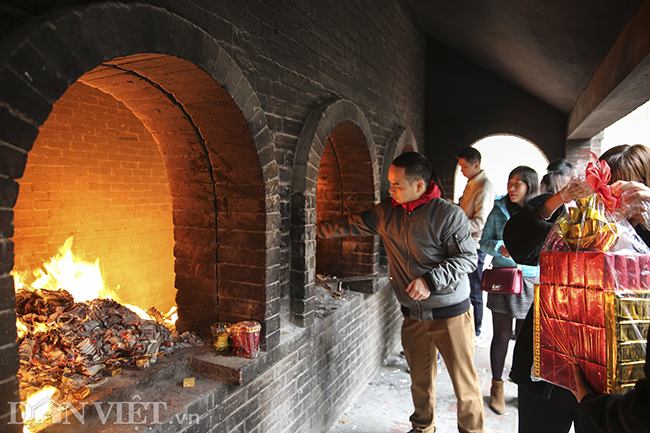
[406,277,431,301]
[571,363,594,403]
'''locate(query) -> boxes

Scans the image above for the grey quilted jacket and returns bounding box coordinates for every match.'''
[318,197,477,321]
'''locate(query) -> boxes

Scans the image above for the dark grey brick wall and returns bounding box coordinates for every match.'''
[158,0,426,308]
[177,285,402,433]
[0,0,422,431]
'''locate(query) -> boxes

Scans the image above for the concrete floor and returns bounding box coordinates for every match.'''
[327,304,521,433]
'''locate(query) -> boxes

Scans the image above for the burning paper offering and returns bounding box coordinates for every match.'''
[12,237,202,430]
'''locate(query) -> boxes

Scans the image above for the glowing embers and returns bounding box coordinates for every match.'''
[12,237,199,431]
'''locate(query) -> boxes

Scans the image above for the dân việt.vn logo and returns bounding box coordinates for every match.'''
[8,393,199,428]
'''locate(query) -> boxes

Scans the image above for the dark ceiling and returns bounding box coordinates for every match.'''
[405,0,645,114]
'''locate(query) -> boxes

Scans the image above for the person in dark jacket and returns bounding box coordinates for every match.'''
[503,192,583,433]
[318,152,485,433]
[503,144,650,433]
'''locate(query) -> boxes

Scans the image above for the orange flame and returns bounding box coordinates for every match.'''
[22,385,57,426]
[13,237,115,303]
[13,236,177,426]
[16,319,29,341]
[12,235,177,330]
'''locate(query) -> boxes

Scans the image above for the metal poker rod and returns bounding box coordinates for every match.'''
[315,274,390,284]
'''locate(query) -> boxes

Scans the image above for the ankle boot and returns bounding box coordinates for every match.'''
[489,379,506,414]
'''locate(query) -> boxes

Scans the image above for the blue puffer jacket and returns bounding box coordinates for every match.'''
[479,195,538,278]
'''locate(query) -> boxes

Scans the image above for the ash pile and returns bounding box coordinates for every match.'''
[15,288,202,402]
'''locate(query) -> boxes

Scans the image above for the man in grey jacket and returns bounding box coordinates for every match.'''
[318,152,485,433]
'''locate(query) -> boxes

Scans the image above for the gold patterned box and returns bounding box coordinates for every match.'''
[534,251,650,394]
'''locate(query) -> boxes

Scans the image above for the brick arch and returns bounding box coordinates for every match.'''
[0,3,280,348]
[75,55,270,336]
[380,127,419,200]
[290,99,380,327]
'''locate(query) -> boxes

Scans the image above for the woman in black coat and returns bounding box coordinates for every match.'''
[503,144,650,433]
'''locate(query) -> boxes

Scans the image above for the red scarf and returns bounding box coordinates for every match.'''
[392,181,442,212]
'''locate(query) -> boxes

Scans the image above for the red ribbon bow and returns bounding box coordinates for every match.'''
[584,156,619,212]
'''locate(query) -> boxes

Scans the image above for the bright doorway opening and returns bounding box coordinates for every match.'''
[454,134,549,202]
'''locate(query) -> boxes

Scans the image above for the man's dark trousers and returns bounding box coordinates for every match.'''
[468,250,485,336]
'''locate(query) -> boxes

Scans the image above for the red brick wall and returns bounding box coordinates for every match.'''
[12,82,176,312]
[77,55,267,334]
[316,123,377,285]
[316,139,344,276]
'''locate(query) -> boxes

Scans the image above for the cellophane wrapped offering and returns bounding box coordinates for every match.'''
[533,154,650,394]
[231,321,261,358]
[211,322,231,351]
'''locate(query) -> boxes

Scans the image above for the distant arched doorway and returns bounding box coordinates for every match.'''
[454,134,549,201]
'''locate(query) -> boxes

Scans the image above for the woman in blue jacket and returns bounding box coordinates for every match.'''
[479,165,539,415]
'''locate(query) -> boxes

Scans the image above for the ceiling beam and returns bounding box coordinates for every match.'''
[568,0,650,139]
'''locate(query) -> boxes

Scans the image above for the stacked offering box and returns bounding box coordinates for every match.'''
[534,251,650,394]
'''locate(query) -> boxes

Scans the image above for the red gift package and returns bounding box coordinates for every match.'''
[567,251,585,287]
[534,158,649,394]
[534,278,648,394]
[627,256,640,289]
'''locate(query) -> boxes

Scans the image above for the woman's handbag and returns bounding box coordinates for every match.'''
[479,266,523,294]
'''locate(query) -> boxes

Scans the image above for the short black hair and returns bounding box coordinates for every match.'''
[457,147,481,164]
[392,152,432,185]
